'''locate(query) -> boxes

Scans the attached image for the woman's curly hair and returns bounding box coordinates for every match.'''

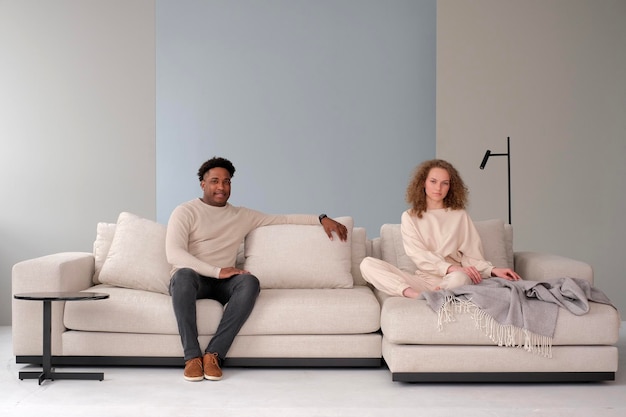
[197,157,236,182]
[406,159,468,218]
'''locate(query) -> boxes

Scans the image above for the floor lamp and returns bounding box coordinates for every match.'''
[479,136,511,224]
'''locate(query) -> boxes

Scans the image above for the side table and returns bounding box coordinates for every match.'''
[13,291,109,384]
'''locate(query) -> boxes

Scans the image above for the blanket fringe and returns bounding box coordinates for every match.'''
[437,296,553,358]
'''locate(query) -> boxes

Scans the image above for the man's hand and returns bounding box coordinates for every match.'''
[321,217,349,241]
[218,267,249,279]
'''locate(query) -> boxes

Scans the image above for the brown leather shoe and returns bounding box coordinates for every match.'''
[183,357,204,382]
[203,352,223,381]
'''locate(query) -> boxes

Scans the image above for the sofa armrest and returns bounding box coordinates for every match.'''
[12,252,95,356]
[514,251,593,284]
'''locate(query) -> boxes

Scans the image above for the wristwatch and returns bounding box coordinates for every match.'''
[319,214,328,223]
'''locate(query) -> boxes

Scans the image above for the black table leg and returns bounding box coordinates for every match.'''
[19,300,104,384]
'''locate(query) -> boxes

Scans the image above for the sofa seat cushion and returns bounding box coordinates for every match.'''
[64,285,381,336]
[239,286,381,335]
[64,285,225,335]
[381,297,620,346]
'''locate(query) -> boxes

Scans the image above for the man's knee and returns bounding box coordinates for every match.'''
[169,268,199,295]
[237,274,260,298]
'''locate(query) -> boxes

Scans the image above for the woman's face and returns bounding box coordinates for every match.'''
[424,167,450,209]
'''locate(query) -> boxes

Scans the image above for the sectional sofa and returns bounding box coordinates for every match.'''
[12,213,620,382]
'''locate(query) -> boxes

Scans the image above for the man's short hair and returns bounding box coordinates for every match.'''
[197,157,236,181]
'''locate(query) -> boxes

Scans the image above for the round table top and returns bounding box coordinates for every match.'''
[13,292,110,301]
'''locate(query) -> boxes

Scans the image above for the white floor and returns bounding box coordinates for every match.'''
[1,325,625,417]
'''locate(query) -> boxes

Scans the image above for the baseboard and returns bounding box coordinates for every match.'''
[16,355,382,368]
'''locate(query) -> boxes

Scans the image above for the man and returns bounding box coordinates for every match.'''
[165,156,348,381]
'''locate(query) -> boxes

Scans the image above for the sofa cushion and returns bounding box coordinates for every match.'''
[93,222,116,284]
[243,217,354,289]
[64,284,223,334]
[64,285,381,336]
[236,226,367,285]
[351,227,368,286]
[98,212,172,295]
[379,218,513,273]
[380,297,620,346]
[504,223,514,269]
[240,286,381,335]
[380,224,416,274]
[473,218,512,269]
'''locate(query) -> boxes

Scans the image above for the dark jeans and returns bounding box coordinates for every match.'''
[169,268,261,362]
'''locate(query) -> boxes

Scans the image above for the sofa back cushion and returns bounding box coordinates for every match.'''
[98,212,172,295]
[236,225,367,286]
[94,214,367,291]
[93,222,116,284]
[243,217,354,289]
[351,227,368,286]
[379,218,513,273]
[475,219,513,269]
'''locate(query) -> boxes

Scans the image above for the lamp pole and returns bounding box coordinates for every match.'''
[479,137,511,225]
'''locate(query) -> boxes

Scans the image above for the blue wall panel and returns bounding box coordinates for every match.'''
[156,0,436,234]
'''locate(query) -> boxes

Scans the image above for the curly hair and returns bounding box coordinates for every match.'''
[197,157,236,182]
[406,159,468,218]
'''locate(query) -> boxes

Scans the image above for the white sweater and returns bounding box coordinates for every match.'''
[166,198,318,278]
[401,208,493,278]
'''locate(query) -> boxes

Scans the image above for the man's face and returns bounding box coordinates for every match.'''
[200,167,231,207]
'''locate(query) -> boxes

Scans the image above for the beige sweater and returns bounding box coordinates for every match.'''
[401,208,493,278]
[166,198,318,278]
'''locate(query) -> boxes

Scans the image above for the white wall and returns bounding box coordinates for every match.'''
[437,0,626,312]
[0,0,156,325]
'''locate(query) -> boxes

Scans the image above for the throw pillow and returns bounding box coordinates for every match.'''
[243,216,354,289]
[98,212,172,295]
[92,222,116,284]
[474,218,511,269]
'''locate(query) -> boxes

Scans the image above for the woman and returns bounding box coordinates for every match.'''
[360,159,521,298]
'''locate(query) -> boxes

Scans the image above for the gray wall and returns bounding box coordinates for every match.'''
[2,0,625,325]
[156,0,436,233]
[0,0,156,325]
[437,0,626,313]
[0,0,435,325]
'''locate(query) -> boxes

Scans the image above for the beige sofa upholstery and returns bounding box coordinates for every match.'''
[372,221,621,382]
[12,215,620,382]
[12,214,382,368]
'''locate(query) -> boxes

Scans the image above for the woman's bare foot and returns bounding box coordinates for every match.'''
[402,287,421,298]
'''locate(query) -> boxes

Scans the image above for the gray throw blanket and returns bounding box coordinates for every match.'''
[420,277,614,357]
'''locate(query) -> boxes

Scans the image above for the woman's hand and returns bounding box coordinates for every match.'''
[448,265,482,284]
[491,267,522,281]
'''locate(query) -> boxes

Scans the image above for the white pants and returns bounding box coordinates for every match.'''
[360,256,472,297]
